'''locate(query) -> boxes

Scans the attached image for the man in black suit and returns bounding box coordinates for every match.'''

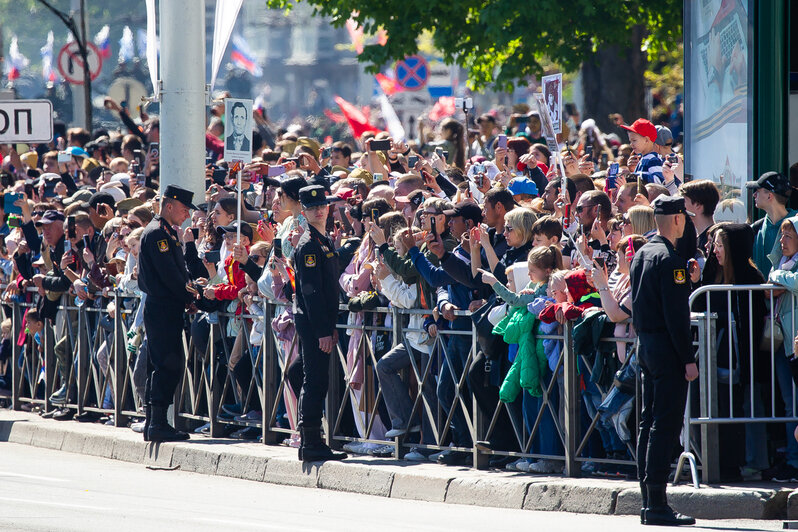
[226,102,250,152]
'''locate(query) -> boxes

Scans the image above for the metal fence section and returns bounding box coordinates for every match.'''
[689,284,798,483]
[12,282,798,485]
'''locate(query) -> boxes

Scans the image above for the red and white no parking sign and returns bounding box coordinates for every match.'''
[57,41,103,85]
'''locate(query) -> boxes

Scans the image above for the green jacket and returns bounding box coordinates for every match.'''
[496,306,547,401]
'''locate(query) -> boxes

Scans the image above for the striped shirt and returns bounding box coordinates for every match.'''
[634,152,664,185]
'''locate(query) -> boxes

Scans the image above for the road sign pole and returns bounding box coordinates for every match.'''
[79,0,92,129]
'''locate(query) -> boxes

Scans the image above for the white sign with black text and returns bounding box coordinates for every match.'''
[0,99,53,144]
[223,98,253,164]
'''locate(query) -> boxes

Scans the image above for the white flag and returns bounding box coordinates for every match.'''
[145,0,159,99]
[210,0,244,92]
[378,91,406,142]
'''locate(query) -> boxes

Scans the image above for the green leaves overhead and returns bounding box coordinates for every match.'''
[267,0,681,90]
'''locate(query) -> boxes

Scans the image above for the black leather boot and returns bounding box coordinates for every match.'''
[644,483,695,526]
[299,427,347,462]
[639,482,648,524]
[146,405,190,442]
[143,404,152,442]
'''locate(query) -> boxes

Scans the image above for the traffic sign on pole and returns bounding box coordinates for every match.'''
[394,55,429,91]
[0,100,53,143]
[57,41,103,85]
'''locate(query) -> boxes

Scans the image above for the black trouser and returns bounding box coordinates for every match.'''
[468,350,518,451]
[144,297,185,407]
[295,315,330,429]
[636,332,688,485]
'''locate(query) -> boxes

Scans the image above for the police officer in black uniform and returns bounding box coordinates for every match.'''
[138,184,199,442]
[630,195,699,526]
[293,185,347,462]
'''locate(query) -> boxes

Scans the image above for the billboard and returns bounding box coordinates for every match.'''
[685,0,752,216]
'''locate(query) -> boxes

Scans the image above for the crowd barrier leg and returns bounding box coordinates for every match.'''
[112,294,128,427]
[10,302,21,411]
[76,306,89,416]
[208,321,224,438]
[472,325,490,470]
[563,321,580,477]
[261,303,281,444]
[699,313,720,484]
[43,319,56,414]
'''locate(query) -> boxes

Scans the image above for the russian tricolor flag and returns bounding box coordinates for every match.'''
[5,36,29,81]
[94,25,111,60]
[230,34,262,78]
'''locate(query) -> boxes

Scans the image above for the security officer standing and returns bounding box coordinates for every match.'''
[138,184,199,442]
[630,195,700,526]
[293,184,346,462]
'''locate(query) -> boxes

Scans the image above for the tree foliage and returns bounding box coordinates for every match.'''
[267,0,682,91]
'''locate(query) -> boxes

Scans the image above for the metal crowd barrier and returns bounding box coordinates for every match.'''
[689,284,798,483]
[16,281,798,485]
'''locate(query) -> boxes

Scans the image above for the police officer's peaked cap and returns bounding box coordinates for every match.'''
[651,195,695,217]
[299,185,332,208]
[162,184,198,210]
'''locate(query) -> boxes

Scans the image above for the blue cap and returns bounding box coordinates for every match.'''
[65,146,89,158]
[507,177,538,197]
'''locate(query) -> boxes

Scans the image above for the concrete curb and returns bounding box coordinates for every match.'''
[0,411,791,520]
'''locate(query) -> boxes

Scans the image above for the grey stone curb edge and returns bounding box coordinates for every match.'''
[0,417,789,520]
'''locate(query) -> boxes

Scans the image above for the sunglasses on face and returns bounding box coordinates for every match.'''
[575,204,595,214]
[249,254,266,262]
[32,211,46,217]
[504,225,514,232]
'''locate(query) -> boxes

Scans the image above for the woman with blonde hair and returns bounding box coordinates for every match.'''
[622,205,656,238]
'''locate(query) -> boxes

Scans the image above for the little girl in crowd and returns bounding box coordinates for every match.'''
[480,245,566,474]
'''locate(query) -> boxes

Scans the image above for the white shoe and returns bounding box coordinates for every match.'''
[526,459,563,474]
[506,458,528,472]
[342,441,373,455]
[130,421,145,434]
[404,447,432,461]
[193,422,210,434]
[385,428,407,438]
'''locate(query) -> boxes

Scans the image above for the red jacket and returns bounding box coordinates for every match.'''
[214,252,247,303]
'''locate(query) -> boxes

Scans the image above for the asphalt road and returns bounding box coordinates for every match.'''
[0,443,783,531]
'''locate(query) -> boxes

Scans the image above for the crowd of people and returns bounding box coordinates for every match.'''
[2,97,798,484]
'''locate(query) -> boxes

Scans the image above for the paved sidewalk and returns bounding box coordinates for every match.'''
[0,409,792,520]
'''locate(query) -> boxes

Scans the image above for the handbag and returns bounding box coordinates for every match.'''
[760,316,784,351]
[471,294,508,361]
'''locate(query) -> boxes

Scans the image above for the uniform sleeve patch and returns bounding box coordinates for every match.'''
[305,254,316,267]
[157,240,169,252]
[674,269,686,284]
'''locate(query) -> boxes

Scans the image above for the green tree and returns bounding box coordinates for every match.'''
[268,0,683,130]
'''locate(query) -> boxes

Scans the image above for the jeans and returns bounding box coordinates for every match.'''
[522,368,563,456]
[437,334,472,446]
[376,343,437,443]
[774,347,798,467]
[583,379,625,454]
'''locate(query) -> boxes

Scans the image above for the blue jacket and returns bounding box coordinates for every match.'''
[410,244,479,330]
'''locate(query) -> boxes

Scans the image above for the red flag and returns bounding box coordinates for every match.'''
[428,96,456,122]
[375,73,402,96]
[324,109,346,123]
[335,96,380,138]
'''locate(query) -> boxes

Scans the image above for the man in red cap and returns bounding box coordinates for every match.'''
[621,118,664,186]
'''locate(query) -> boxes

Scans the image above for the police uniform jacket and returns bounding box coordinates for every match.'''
[138,216,193,304]
[294,224,339,339]
[629,234,693,367]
